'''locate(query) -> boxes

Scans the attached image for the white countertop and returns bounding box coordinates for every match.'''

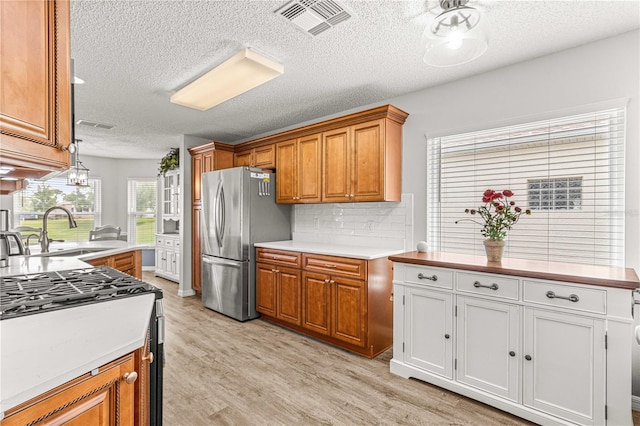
[0,241,152,277]
[253,240,405,259]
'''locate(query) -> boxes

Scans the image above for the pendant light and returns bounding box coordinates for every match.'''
[423,0,488,67]
[67,139,90,187]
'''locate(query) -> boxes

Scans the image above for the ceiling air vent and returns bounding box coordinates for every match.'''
[76,120,115,130]
[275,0,353,37]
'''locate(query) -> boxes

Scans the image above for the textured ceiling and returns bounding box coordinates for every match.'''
[70,0,640,159]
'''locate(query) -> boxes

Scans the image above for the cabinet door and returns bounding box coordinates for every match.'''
[214,149,234,170]
[192,153,203,203]
[234,150,253,167]
[276,266,302,326]
[322,127,352,202]
[456,296,520,402]
[331,276,366,347]
[155,246,166,274]
[297,133,322,202]
[0,0,71,170]
[256,263,277,317]
[404,287,453,379]
[352,120,384,201]
[302,272,331,336]
[253,145,275,168]
[174,249,181,280]
[203,150,215,173]
[523,308,605,425]
[2,353,137,426]
[275,139,297,203]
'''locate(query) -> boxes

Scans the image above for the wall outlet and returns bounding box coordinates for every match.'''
[366,221,375,232]
[313,217,320,229]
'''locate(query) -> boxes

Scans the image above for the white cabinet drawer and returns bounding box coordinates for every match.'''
[404,265,453,290]
[523,280,606,314]
[456,272,519,300]
[164,238,174,247]
[156,237,165,246]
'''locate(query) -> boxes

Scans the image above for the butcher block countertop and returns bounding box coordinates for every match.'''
[388,251,640,290]
[254,240,405,260]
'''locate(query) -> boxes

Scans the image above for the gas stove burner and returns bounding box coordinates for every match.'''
[0,266,159,320]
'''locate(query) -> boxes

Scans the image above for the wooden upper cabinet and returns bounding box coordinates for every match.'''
[276,134,321,204]
[234,144,275,168]
[323,118,401,203]
[0,0,71,172]
[322,127,352,202]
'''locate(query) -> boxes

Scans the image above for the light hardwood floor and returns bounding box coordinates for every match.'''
[145,273,629,425]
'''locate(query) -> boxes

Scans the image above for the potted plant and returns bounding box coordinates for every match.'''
[158,147,179,176]
[456,189,531,261]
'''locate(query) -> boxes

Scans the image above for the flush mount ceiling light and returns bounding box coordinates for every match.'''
[423,0,488,67]
[170,48,284,111]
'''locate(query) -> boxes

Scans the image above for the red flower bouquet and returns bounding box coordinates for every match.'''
[457,189,531,241]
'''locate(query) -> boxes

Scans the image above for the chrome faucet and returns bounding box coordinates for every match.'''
[41,206,77,253]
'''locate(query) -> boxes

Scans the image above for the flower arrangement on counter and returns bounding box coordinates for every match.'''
[456,189,531,241]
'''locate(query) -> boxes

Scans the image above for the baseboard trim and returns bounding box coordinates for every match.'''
[632,395,640,411]
[142,266,155,271]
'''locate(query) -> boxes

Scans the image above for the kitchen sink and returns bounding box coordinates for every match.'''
[35,248,106,257]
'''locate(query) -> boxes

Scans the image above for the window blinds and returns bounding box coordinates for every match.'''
[427,108,626,266]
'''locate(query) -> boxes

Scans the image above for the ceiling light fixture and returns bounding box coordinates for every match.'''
[170,48,284,111]
[67,139,90,187]
[423,0,488,67]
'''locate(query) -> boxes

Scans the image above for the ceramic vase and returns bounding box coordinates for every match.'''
[483,239,506,262]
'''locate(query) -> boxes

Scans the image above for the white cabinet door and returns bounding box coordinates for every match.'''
[156,246,166,274]
[523,308,605,425]
[174,250,181,280]
[456,296,520,402]
[404,287,453,379]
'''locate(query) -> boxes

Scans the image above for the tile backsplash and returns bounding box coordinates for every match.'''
[292,193,413,251]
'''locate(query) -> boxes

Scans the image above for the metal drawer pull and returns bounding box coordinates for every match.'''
[417,273,438,281]
[324,264,337,268]
[473,281,499,290]
[546,291,579,302]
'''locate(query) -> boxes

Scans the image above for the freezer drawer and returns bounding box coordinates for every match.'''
[201,255,257,321]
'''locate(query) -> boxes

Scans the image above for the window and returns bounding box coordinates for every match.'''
[127,179,157,244]
[12,178,102,242]
[528,177,583,210]
[427,107,625,266]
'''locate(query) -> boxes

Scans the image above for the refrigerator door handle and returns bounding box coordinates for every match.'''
[214,180,223,248]
[219,186,226,246]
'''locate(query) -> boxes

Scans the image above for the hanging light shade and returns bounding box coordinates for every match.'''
[423,0,487,67]
[67,139,90,187]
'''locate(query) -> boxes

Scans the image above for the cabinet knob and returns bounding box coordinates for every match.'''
[143,352,154,364]
[525,355,532,361]
[123,371,138,384]
[330,280,335,284]
[345,194,350,198]
[444,334,450,339]
[350,194,354,198]
[324,279,330,283]
[509,351,516,357]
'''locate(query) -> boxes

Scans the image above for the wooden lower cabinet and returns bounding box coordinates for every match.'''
[256,263,301,326]
[1,349,145,426]
[256,248,392,358]
[86,249,141,279]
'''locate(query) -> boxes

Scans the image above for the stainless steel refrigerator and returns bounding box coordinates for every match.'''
[201,167,291,321]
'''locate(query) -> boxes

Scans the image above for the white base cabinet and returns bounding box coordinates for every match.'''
[155,234,180,282]
[391,261,635,426]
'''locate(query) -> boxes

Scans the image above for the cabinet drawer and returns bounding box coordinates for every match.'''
[523,280,606,314]
[302,254,365,280]
[403,265,453,290]
[155,237,164,246]
[164,238,175,247]
[257,248,301,268]
[456,272,519,300]
[113,251,136,271]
